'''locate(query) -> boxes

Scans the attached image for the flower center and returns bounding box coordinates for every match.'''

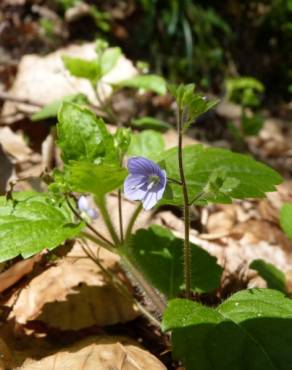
[147,174,160,189]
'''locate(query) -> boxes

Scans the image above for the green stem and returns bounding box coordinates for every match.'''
[125,203,143,241]
[80,231,114,252]
[96,195,120,245]
[66,195,114,247]
[188,190,205,206]
[177,108,191,299]
[118,189,124,243]
[121,255,166,315]
[82,243,161,327]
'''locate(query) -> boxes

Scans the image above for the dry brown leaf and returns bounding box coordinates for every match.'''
[0,144,13,194]
[19,336,166,370]
[1,43,137,122]
[0,127,31,162]
[0,337,13,369]
[10,243,138,330]
[0,253,44,294]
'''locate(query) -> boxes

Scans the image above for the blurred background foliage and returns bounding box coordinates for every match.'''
[1,0,291,105]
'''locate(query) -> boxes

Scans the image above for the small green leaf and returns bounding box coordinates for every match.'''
[127,130,165,158]
[113,127,131,157]
[116,75,167,95]
[57,102,117,164]
[123,225,222,297]
[250,259,287,292]
[31,93,89,121]
[62,55,100,83]
[100,47,121,76]
[0,192,83,262]
[131,116,171,132]
[155,145,282,206]
[242,113,264,136]
[168,84,219,130]
[66,161,127,197]
[280,203,292,238]
[163,289,292,370]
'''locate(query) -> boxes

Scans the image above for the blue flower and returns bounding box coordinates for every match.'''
[78,196,98,219]
[124,157,167,210]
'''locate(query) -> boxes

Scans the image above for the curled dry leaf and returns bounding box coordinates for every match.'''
[19,336,166,370]
[0,127,31,162]
[0,253,44,294]
[10,243,138,330]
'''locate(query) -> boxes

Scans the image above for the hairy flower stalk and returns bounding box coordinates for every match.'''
[177,108,191,299]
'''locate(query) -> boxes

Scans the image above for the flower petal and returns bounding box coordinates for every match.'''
[124,174,148,201]
[78,196,89,212]
[128,157,162,176]
[142,191,157,210]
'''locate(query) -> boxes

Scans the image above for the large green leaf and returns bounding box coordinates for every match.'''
[280,203,292,238]
[127,130,165,158]
[155,145,282,206]
[0,193,83,262]
[57,102,116,164]
[116,75,167,95]
[122,225,222,297]
[66,161,127,197]
[250,259,287,293]
[163,289,292,370]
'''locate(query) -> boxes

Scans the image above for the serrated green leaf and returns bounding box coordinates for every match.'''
[155,145,282,206]
[131,116,171,132]
[250,259,287,292]
[127,130,165,158]
[163,289,292,370]
[62,55,101,83]
[122,225,222,297]
[66,161,127,197]
[100,47,121,76]
[31,93,89,121]
[0,192,83,262]
[57,102,117,164]
[116,75,167,95]
[280,203,292,238]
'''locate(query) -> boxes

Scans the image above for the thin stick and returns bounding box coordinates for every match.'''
[177,108,191,299]
[0,91,43,107]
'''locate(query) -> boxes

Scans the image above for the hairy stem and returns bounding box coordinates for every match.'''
[177,108,191,299]
[125,203,143,241]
